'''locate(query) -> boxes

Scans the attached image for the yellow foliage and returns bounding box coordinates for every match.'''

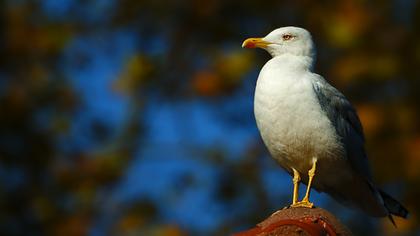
[192,70,222,96]
[370,55,399,79]
[117,214,146,232]
[6,5,72,54]
[331,54,370,84]
[354,104,384,137]
[215,50,254,82]
[323,0,371,48]
[115,217,185,236]
[50,214,90,236]
[149,225,185,236]
[331,53,398,84]
[113,55,153,94]
[393,105,417,134]
[405,137,420,179]
[192,50,253,96]
[32,195,54,222]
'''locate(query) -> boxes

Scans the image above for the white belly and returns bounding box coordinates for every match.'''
[254,69,343,173]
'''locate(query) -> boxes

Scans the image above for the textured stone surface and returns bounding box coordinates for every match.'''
[233,207,353,236]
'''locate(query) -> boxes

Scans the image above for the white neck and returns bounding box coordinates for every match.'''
[267,54,314,72]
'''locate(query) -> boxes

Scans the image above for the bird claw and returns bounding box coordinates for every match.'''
[271,201,314,217]
[290,199,314,208]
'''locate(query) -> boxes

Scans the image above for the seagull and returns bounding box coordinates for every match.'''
[242,26,408,222]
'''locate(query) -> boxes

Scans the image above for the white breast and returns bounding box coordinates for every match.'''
[254,58,343,173]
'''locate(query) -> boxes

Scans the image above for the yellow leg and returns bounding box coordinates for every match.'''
[302,159,317,204]
[271,168,301,216]
[291,159,317,208]
[292,168,300,205]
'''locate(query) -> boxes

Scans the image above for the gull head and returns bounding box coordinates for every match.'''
[242,26,315,58]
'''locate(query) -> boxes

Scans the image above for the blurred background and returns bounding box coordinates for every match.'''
[0,0,419,235]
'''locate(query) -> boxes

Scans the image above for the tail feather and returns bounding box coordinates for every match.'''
[388,215,397,228]
[379,190,409,219]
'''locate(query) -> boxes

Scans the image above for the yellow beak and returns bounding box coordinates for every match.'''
[242,37,270,49]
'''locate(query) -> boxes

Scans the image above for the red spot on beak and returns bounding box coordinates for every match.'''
[242,38,268,49]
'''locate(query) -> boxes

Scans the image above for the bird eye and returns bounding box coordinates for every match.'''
[282,34,294,41]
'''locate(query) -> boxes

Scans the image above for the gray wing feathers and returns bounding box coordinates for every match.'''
[311,76,409,219]
[312,76,372,180]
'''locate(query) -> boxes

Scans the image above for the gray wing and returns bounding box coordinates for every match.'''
[312,75,372,180]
